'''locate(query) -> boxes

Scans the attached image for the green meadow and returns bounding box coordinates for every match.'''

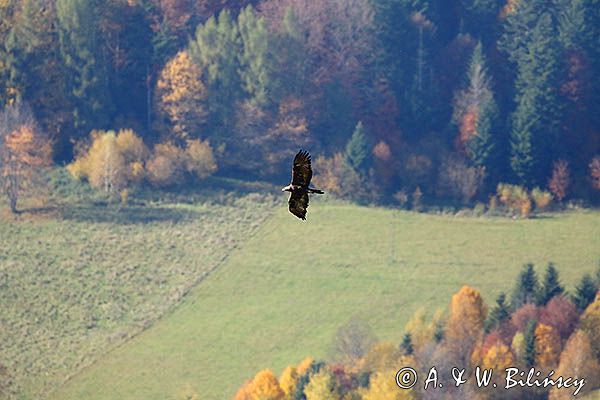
[0,191,276,399]
[45,200,600,400]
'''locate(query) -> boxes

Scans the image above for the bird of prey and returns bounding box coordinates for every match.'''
[281,150,324,220]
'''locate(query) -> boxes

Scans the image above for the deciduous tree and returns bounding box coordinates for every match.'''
[445,286,487,365]
[579,295,600,359]
[303,369,336,400]
[550,330,600,399]
[539,296,578,340]
[155,50,207,142]
[331,318,376,367]
[534,323,561,370]
[0,102,51,213]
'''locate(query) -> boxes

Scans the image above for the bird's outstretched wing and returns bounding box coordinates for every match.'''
[291,150,312,187]
[288,190,309,220]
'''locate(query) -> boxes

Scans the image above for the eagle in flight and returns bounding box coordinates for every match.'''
[282,150,324,220]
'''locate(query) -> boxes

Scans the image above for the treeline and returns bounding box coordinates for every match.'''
[1,0,600,206]
[232,264,600,400]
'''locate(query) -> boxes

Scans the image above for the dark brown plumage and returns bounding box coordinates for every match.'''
[282,150,324,220]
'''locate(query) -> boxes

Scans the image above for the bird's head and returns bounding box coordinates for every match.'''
[281,185,292,192]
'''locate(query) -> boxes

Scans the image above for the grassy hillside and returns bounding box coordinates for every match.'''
[0,191,276,399]
[50,201,600,400]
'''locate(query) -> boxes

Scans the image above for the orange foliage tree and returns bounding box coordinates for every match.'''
[548,160,570,202]
[361,369,417,400]
[482,342,514,371]
[445,286,487,364]
[234,369,284,400]
[579,296,600,359]
[549,330,600,400]
[534,323,561,371]
[155,50,207,142]
[279,366,298,399]
[0,102,52,213]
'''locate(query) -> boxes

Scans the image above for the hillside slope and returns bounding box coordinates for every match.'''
[0,193,275,399]
[51,203,600,399]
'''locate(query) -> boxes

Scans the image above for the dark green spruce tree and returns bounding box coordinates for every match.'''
[460,0,504,43]
[189,9,242,139]
[500,0,566,186]
[572,273,598,311]
[57,0,113,136]
[400,333,414,355]
[485,292,510,333]
[237,5,271,108]
[523,320,537,367]
[345,121,370,173]
[536,263,564,306]
[511,263,540,309]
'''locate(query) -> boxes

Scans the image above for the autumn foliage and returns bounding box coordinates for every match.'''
[69,130,216,191]
[0,102,52,213]
[155,50,207,142]
[548,160,570,202]
[234,266,600,400]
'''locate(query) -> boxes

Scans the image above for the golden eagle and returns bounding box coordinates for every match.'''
[281,150,324,220]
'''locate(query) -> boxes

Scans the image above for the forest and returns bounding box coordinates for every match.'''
[1,0,600,211]
[233,265,600,400]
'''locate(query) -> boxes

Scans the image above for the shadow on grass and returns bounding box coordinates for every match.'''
[59,203,198,224]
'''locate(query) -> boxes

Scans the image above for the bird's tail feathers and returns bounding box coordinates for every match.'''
[309,188,324,194]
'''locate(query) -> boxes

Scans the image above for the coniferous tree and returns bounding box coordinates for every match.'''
[400,333,414,355]
[57,0,113,136]
[7,0,73,158]
[454,41,498,170]
[460,0,503,43]
[237,5,271,107]
[507,13,564,186]
[555,0,600,168]
[189,9,241,138]
[572,274,598,311]
[485,292,510,333]
[271,7,307,100]
[345,121,370,173]
[536,263,564,306]
[523,320,536,367]
[511,263,540,309]
[433,319,444,343]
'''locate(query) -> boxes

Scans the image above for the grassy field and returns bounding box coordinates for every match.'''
[0,187,276,399]
[48,201,600,400]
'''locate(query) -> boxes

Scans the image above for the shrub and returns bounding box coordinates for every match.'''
[146,142,187,188]
[437,156,485,204]
[393,190,408,208]
[68,129,148,193]
[473,202,486,216]
[548,160,570,202]
[531,187,552,211]
[497,183,531,217]
[146,140,217,188]
[184,139,217,179]
[313,153,376,202]
[116,128,149,184]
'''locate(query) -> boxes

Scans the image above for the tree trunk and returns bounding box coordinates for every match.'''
[9,196,17,214]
